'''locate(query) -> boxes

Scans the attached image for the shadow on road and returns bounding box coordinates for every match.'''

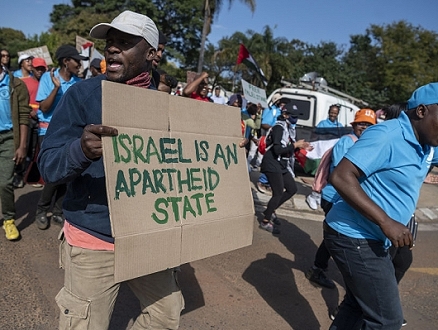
[243,212,345,329]
[243,252,321,329]
[278,219,343,321]
[15,188,41,231]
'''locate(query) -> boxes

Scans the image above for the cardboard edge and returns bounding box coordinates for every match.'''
[180,214,254,265]
[114,227,182,283]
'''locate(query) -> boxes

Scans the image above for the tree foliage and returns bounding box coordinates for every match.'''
[1,1,437,108]
[49,0,205,67]
[208,20,438,107]
[197,0,256,72]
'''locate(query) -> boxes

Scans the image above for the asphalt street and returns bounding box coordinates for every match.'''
[0,169,437,329]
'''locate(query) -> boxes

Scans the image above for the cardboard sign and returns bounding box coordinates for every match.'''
[186,71,198,85]
[101,81,254,282]
[17,46,53,65]
[241,79,268,108]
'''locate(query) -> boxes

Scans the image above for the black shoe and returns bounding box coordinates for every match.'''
[402,319,407,327]
[51,215,65,227]
[36,214,49,230]
[329,306,339,321]
[13,175,24,189]
[271,212,281,226]
[305,266,336,289]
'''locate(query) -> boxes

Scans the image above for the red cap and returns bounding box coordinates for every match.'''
[32,57,48,69]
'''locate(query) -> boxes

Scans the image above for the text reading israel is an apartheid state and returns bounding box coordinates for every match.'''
[111,134,239,224]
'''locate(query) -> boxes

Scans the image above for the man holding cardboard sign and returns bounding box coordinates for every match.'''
[38,11,184,329]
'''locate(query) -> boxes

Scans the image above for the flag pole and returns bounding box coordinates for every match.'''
[232,64,237,93]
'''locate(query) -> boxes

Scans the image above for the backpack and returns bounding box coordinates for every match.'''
[258,120,295,155]
[257,127,274,155]
[312,134,357,193]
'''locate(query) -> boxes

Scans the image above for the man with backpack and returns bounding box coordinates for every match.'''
[306,108,376,288]
[257,94,289,195]
[259,103,312,233]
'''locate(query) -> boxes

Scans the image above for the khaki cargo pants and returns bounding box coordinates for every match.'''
[56,237,185,329]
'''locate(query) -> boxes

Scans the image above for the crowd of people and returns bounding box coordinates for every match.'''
[1,9,438,330]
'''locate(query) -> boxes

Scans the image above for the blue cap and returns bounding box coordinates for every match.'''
[407,82,438,109]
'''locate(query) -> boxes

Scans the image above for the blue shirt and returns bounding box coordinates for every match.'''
[0,73,12,131]
[316,118,342,128]
[13,69,32,78]
[261,105,281,128]
[326,111,438,247]
[321,133,357,202]
[36,68,81,135]
[13,70,23,78]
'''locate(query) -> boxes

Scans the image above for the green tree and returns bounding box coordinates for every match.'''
[342,21,438,107]
[370,21,438,104]
[215,27,302,93]
[197,0,256,73]
[49,0,205,67]
[0,28,28,68]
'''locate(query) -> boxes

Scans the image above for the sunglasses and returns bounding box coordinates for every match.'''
[1,54,10,58]
[356,122,372,127]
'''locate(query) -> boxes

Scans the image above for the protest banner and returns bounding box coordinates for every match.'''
[17,46,53,65]
[241,79,268,108]
[186,71,198,85]
[101,81,254,282]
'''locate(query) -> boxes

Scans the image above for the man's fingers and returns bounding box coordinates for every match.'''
[84,124,118,136]
[404,231,413,249]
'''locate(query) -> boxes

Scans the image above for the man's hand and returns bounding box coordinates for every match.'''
[380,219,413,249]
[13,146,27,165]
[256,103,263,114]
[239,138,249,148]
[200,71,209,82]
[81,125,118,160]
[294,139,313,150]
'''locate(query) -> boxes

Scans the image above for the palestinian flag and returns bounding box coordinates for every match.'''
[237,44,268,86]
[295,127,352,175]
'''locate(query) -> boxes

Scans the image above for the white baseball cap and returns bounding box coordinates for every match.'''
[89,10,158,50]
[18,54,33,66]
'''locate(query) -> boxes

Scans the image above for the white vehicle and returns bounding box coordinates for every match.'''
[267,76,368,141]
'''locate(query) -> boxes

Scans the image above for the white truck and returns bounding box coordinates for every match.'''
[265,77,370,175]
[266,78,369,141]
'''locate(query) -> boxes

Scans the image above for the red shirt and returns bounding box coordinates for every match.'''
[22,77,40,111]
[190,91,210,102]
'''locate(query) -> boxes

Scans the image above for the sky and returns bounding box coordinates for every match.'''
[2,0,438,50]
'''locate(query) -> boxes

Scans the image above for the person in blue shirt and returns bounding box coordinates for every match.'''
[325,82,438,330]
[0,62,31,240]
[13,54,33,79]
[1,49,11,71]
[34,44,87,230]
[316,104,342,128]
[306,108,376,289]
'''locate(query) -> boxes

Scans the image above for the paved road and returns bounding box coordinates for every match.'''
[0,179,437,329]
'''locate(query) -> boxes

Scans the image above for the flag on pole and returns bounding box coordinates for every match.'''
[236,44,268,86]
